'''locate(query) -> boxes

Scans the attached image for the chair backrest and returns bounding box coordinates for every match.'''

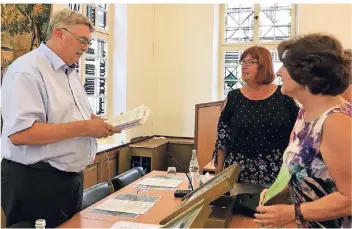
[194,101,224,172]
[111,167,145,191]
[80,182,109,211]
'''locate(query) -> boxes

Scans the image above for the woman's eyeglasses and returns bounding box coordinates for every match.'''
[239,60,259,66]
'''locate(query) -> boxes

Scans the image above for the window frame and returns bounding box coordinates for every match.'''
[218,4,297,99]
[68,3,114,118]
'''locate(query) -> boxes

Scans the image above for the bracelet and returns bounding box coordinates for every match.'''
[294,203,305,221]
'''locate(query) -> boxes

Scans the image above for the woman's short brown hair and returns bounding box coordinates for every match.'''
[240,46,275,85]
[278,33,351,95]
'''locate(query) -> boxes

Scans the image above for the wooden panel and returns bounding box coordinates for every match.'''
[194,101,224,172]
[167,143,194,173]
[117,147,131,174]
[101,149,118,183]
[83,155,101,190]
[151,144,168,171]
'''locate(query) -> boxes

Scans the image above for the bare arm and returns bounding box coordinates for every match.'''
[299,113,351,220]
[215,149,225,174]
[10,121,87,145]
[9,119,121,146]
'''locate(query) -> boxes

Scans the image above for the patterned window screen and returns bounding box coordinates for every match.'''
[67,4,110,118]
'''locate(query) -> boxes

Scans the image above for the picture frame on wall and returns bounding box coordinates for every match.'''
[1,4,52,76]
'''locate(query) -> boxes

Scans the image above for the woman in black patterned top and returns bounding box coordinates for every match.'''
[213,46,299,185]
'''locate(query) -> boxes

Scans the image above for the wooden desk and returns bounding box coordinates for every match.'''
[59,171,297,228]
[77,171,186,224]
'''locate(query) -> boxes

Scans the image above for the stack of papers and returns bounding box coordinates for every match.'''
[94,199,155,215]
[111,221,160,229]
[106,105,151,130]
[136,177,183,188]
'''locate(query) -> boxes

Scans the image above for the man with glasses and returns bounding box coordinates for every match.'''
[1,9,120,228]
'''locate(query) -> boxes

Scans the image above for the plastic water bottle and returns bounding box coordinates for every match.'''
[189,149,200,190]
[35,219,46,229]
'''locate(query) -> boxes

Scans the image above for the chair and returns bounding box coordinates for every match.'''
[80,182,109,211]
[111,167,146,191]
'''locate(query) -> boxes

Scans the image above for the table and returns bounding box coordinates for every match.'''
[59,171,297,228]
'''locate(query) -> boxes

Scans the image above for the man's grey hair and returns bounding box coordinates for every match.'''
[47,8,95,39]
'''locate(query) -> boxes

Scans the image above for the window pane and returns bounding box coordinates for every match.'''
[84,77,96,96]
[223,51,244,96]
[86,5,96,26]
[224,4,254,43]
[68,3,81,12]
[97,9,107,30]
[97,39,107,58]
[259,4,292,42]
[271,50,283,85]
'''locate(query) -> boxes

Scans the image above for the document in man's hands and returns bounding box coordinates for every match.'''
[106,105,151,130]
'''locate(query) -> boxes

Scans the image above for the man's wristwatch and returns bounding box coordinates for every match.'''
[294,203,305,224]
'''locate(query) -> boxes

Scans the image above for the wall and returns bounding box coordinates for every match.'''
[297,4,352,48]
[124,5,157,140]
[153,4,218,137]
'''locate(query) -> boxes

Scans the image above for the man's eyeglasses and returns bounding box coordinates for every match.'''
[60,28,92,47]
[239,60,259,66]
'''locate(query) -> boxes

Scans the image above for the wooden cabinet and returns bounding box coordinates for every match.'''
[128,138,169,173]
[166,138,194,173]
[83,154,101,190]
[83,148,119,191]
[101,149,118,182]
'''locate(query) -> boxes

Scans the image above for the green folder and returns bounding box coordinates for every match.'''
[263,164,291,205]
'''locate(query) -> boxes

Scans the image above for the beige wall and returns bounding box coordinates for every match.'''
[153,4,217,137]
[124,5,157,140]
[297,4,352,48]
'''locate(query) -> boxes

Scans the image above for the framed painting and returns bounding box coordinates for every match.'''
[1,4,52,77]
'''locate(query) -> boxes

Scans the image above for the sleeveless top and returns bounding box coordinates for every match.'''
[283,102,352,228]
[213,86,299,184]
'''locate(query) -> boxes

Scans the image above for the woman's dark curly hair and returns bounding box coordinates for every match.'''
[278,33,351,95]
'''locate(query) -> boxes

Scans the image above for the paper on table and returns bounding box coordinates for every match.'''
[263,164,291,205]
[111,221,160,229]
[106,105,151,130]
[94,199,154,215]
[136,177,183,188]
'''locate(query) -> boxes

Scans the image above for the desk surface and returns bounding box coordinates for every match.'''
[59,171,297,228]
